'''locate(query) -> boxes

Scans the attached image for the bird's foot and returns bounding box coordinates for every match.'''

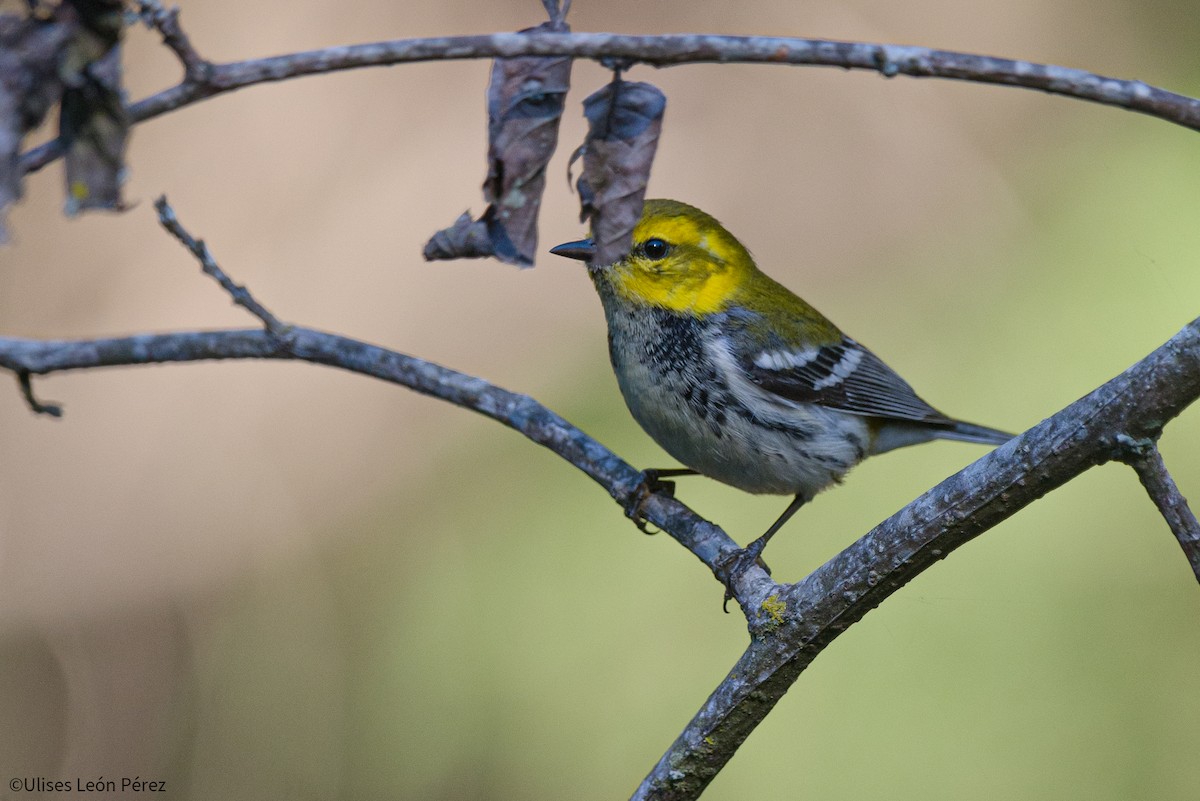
[716,542,772,613]
[624,469,677,534]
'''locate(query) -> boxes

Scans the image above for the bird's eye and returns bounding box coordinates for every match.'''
[642,238,670,260]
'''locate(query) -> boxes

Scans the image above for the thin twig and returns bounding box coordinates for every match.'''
[136,0,212,82]
[19,32,1200,175]
[152,196,288,335]
[540,0,569,27]
[1117,435,1200,583]
[17,370,62,417]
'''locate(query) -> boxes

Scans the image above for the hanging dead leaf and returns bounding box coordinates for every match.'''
[422,211,493,260]
[0,10,74,242]
[60,0,127,216]
[425,19,571,267]
[573,77,665,267]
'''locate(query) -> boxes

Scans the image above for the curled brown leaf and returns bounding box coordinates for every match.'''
[0,9,75,241]
[425,20,571,267]
[422,211,493,261]
[573,76,665,267]
[60,0,128,215]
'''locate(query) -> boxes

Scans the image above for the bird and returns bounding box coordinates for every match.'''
[551,198,1012,590]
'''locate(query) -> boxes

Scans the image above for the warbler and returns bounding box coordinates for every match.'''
[551,199,1012,580]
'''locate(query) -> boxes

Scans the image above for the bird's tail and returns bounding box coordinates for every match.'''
[870,418,1014,455]
[938,420,1014,447]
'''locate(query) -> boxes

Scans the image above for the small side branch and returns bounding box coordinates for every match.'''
[17,370,62,417]
[153,196,287,335]
[136,0,212,82]
[540,0,571,28]
[1118,436,1200,582]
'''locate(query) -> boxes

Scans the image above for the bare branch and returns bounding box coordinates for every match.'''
[540,0,570,28]
[17,369,62,417]
[153,196,287,334]
[0,325,760,589]
[1117,436,1200,582]
[19,32,1200,175]
[632,315,1200,800]
[135,0,211,82]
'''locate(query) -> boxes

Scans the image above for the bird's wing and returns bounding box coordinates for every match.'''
[738,336,952,423]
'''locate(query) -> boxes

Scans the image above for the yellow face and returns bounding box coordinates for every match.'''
[598,199,755,315]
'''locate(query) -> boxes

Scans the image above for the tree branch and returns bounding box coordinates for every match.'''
[19,31,1200,175]
[0,325,768,594]
[152,195,287,334]
[632,315,1200,800]
[1118,437,1200,581]
[134,0,212,82]
[5,189,754,587]
[16,369,63,417]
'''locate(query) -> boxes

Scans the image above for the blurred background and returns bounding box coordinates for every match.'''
[2,0,1200,798]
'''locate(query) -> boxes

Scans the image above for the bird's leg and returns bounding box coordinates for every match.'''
[719,494,806,611]
[744,493,806,562]
[625,468,699,533]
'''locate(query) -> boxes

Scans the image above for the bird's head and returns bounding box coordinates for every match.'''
[551,199,758,315]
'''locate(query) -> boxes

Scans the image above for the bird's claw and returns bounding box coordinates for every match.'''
[717,544,772,613]
[624,469,676,535]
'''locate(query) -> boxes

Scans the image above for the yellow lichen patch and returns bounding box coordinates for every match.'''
[760,594,787,628]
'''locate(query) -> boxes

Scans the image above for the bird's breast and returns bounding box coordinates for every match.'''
[600,304,869,497]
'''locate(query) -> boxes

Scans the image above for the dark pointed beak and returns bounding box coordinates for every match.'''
[549,238,595,262]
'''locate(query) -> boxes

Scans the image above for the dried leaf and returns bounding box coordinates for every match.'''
[60,0,127,215]
[574,77,665,266]
[0,11,73,241]
[422,211,492,261]
[425,20,571,267]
